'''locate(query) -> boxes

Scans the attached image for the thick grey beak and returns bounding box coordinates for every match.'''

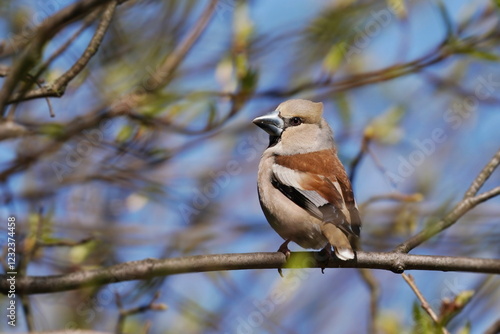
[252,110,283,137]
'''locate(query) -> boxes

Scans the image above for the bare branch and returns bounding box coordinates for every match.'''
[19,294,34,331]
[140,0,219,93]
[359,192,423,211]
[402,273,450,334]
[395,148,500,253]
[358,268,380,334]
[2,251,500,295]
[36,12,100,78]
[0,0,115,57]
[52,2,118,95]
[349,132,370,183]
[464,149,500,198]
[115,292,166,334]
[7,1,118,105]
[0,0,117,116]
[473,186,500,204]
[0,121,31,140]
[39,237,94,248]
[4,0,216,108]
[264,34,498,99]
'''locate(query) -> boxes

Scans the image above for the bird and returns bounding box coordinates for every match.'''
[253,99,361,270]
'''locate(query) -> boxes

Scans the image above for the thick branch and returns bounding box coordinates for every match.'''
[2,251,500,295]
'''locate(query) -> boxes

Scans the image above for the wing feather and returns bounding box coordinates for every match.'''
[271,163,356,236]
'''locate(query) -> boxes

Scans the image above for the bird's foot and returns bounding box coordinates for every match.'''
[277,239,291,277]
[277,239,291,257]
[316,244,333,274]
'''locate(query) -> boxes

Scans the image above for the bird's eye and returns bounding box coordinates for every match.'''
[290,117,302,126]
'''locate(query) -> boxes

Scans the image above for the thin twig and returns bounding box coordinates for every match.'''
[0,0,116,116]
[34,11,100,81]
[16,208,44,331]
[17,207,44,275]
[10,8,495,109]
[20,294,35,331]
[140,0,219,93]
[38,237,94,247]
[402,273,450,334]
[52,1,118,95]
[349,132,370,183]
[367,148,398,188]
[6,0,217,115]
[464,149,500,198]
[8,10,102,119]
[0,0,117,57]
[35,80,55,117]
[402,273,439,322]
[115,292,166,334]
[395,148,500,253]
[473,186,500,203]
[358,268,380,334]
[2,251,500,295]
[359,192,423,211]
[266,35,489,99]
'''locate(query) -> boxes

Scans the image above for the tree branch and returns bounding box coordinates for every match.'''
[464,149,500,198]
[395,148,500,253]
[115,291,166,334]
[402,273,450,334]
[7,1,118,105]
[358,268,380,334]
[0,0,117,116]
[140,0,219,93]
[0,0,115,58]
[8,0,217,106]
[1,251,500,295]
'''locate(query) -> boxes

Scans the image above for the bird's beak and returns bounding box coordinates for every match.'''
[253,110,284,136]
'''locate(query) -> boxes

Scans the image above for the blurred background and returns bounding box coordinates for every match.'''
[0,0,499,333]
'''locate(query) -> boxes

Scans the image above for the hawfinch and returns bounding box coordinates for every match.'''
[253,99,361,263]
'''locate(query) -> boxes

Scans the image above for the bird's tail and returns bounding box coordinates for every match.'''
[321,223,355,260]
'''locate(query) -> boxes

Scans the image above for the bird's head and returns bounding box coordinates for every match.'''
[253,99,333,153]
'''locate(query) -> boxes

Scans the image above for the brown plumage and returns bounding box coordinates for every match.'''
[253,99,361,261]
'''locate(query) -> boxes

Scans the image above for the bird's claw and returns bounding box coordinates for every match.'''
[316,244,333,274]
[277,239,291,277]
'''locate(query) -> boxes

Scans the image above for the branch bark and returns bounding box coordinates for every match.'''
[0,0,117,116]
[6,0,217,106]
[394,148,500,253]
[6,1,118,106]
[140,0,218,93]
[2,251,500,295]
[402,273,450,334]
